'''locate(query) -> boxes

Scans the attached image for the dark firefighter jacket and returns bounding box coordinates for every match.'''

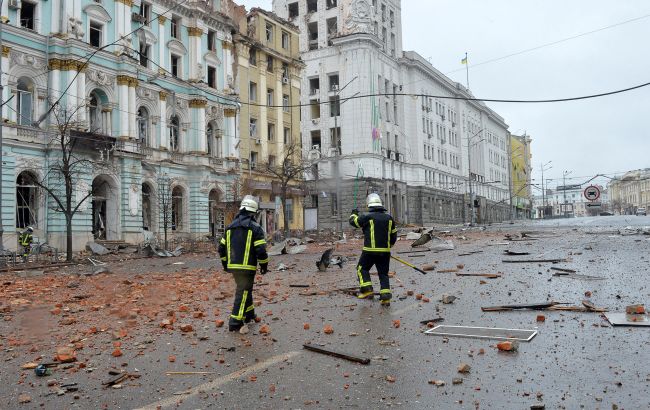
[218,212,269,272]
[349,207,398,253]
[19,233,33,247]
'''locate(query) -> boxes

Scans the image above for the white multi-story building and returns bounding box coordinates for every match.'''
[273,0,510,228]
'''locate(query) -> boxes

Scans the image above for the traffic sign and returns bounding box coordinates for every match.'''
[583,185,601,201]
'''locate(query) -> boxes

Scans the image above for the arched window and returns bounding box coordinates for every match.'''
[16,77,34,126]
[137,107,149,145]
[16,171,39,228]
[171,186,184,230]
[142,183,152,231]
[88,92,102,133]
[169,115,179,151]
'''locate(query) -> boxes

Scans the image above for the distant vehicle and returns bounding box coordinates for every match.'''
[637,207,647,216]
[599,211,614,216]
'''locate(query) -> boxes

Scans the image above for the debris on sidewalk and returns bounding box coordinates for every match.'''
[496,340,519,352]
[425,325,538,341]
[504,250,531,256]
[268,241,287,256]
[502,258,568,264]
[605,312,650,326]
[457,363,471,373]
[626,304,645,314]
[430,239,455,251]
[86,241,109,255]
[411,231,433,247]
[550,267,576,273]
[481,301,568,312]
[303,344,370,364]
[441,294,457,304]
[287,245,307,255]
[456,273,502,279]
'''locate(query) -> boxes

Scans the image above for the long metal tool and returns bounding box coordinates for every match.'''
[391,255,428,275]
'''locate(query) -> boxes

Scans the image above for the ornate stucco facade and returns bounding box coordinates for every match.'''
[0,0,242,251]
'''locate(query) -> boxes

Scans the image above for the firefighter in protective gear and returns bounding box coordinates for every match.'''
[218,196,269,331]
[349,193,397,306]
[19,227,34,261]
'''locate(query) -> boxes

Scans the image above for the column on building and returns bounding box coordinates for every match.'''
[259,59,268,160]
[66,61,79,121]
[116,76,130,138]
[157,15,167,72]
[102,104,114,137]
[1,46,9,120]
[222,41,233,91]
[76,64,86,125]
[224,107,237,158]
[189,99,207,152]
[158,91,168,149]
[128,78,138,138]
[187,27,203,82]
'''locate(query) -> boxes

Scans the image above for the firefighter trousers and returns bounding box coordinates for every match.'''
[356,252,391,295]
[229,270,256,325]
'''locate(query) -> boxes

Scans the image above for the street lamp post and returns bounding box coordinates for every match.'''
[562,170,572,218]
[0,7,5,250]
[466,129,484,225]
[540,161,552,219]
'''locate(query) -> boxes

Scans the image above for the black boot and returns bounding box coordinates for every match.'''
[228,319,244,332]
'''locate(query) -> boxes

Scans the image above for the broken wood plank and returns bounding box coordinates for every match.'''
[437,269,459,273]
[419,318,444,325]
[396,249,430,254]
[166,371,216,375]
[481,301,568,312]
[455,273,502,279]
[550,267,577,273]
[102,373,128,387]
[289,284,310,288]
[303,344,370,364]
[549,305,608,313]
[502,258,567,264]
[504,250,531,256]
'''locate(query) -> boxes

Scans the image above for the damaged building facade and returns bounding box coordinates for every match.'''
[273,0,511,230]
[0,0,241,252]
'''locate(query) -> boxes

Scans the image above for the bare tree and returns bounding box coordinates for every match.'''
[262,141,313,238]
[157,174,173,251]
[32,103,111,261]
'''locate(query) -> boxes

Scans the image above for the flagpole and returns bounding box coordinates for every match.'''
[465,52,470,90]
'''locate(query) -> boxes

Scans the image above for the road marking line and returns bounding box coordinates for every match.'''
[135,351,302,410]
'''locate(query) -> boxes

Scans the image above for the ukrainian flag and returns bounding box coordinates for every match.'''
[461,56,468,65]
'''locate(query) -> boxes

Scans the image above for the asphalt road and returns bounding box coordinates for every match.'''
[2,216,649,409]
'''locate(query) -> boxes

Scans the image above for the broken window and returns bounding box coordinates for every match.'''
[308,22,318,50]
[326,0,337,9]
[329,74,339,91]
[20,1,36,30]
[265,22,274,42]
[309,77,320,96]
[326,17,337,45]
[329,96,340,117]
[89,20,103,47]
[249,47,257,66]
[250,151,258,169]
[137,107,149,145]
[267,54,274,72]
[307,0,317,13]
[139,2,151,25]
[207,66,217,88]
[281,31,289,49]
[310,130,321,151]
[171,186,184,231]
[207,29,216,51]
[249,81,257,102]
[288,2,299,19]
[282,63,289,80]
[16,171,38,229]
[169,115,180,151]
[142,183,152,231]
[16,77,33,126]
[171,54,180,77]
[249,118,257,137]
[139,42,150,67]
[267,122,275,141]
[171,15,180,39]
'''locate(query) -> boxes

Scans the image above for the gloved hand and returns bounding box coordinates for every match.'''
[351,208,359,215]
[259,264,268,275]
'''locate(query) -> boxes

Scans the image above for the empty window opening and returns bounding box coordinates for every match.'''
[171,186,184,231]
[139,42,150,67]
[20,1,36,30]
[208,29,216,51]
[207,66,217,88]
[249,118,258,137]
[288,2,299,19]
[267,123,275,141]
[307,0,317,13]
[309,78,320,95]
[139,2,151,25]
[308,22,318,50]
[265,22,274,42]
[249,47,257,66]
[329,74,339,91]
[266,54,274,72]
[326,0,337,9]
[89,20,103,47]
[137,107,149,144]
[310,130,321,151]
[171,16,180,38]
[142,183,152,231]
[249,81,257,102]
[171,54,180,77]
[281,31,289,49]
[16,171,38,229]
[326,18,337,45]
[250,151,258,169]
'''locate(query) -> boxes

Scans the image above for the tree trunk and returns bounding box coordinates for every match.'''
[66,215,73,262]
[281,187,289,239]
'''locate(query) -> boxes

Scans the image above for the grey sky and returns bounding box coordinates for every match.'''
[237,0,650,191]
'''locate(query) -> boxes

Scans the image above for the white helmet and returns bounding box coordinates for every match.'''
[366,193,383,208]
[239,195,259,213]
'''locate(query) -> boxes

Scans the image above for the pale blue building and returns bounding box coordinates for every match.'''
[0,0,241,251]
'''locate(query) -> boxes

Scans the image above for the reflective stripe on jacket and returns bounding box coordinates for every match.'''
[218,211,269,271]
[19,233,32,246]
[349,208,397,253]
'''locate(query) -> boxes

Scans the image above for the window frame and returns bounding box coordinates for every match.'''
[89,19,103,48]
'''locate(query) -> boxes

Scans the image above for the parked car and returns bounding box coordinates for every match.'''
[637,207,647,216]
[599,211,614,216]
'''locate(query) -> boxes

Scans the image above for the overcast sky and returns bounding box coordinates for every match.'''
[237,0,650,191]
